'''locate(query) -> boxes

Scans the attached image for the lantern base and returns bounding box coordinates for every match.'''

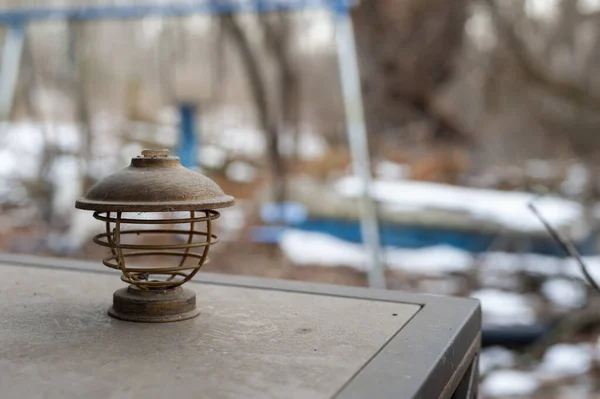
[108,285,200,323]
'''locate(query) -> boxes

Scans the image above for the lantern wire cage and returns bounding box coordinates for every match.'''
[92,210,220,290]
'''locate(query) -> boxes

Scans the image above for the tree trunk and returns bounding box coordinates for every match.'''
[221,15,286,205]
[351,0,471,149]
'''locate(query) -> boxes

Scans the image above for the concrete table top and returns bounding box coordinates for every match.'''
[0,254,480,399]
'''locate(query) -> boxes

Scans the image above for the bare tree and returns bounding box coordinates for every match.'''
[351,0,472,153]
[259,13,302,161]
[67,21,95,193]
[474,0,600,199]
[221,14,289,205]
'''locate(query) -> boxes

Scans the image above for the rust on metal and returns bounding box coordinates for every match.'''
[109,285,200,323]
[75,149,234,323]
[75,149,234,212]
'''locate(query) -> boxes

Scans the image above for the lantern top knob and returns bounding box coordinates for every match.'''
[75,149,234,212]
[141,149,169,158]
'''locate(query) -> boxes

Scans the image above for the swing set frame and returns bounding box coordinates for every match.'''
[0,0,385,288]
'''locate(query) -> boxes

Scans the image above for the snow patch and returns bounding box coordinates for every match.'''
[562,163,589,197]
[279,228,600,289]
[50,155,83,217]
[482,369,540,397]
[221,127,266,159]
[375,161,411,180]
[220,206,246,232]
[200,145,228,169]
[65,209,104,250]
[386,245,473,274]
[479,252,564,276]
[280,230,368,271]
[471,289,536,326]
[218,205,247,242]
[482,251,600,290]
[120,142,144,162]
[335,176,583,233]
[536,344,592,380]
[279,130,329,161]
[279,229,473,274]
[480,347,517,375]
[226,161,257,183]
[0,122,45,180]
[541,279,587,309]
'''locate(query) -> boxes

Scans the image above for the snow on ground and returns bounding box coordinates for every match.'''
[385,245,473,274]
[541,279,587,309]
[220,127,266,159]
[279,228,600,326]
[470,289,537,326]
[280,228,600,283]
[218,204,247,242]
[479,252,565,276]
[481,251,600,288]
[279,130,329,161]
[211,127,329,162]
[335,176,584,233]
[481,369,541,397]
[0,122,45,180]
[375,161,411,180]
[120,142,145,162]
[225,161,258,183]
[127,120,177,147]
[479,272,520,290]
[0,121,119,190]
[480,347,517,375]
[279,229,473,274]
[536,344,593,380]
[280,228,600,294]
[280,229,368,271]
[561,163,589,197]
[200,145,228,169]
[480,344,595,397]
[60,209,104,253]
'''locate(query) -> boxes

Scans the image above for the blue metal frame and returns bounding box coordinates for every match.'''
[0,0,353,25]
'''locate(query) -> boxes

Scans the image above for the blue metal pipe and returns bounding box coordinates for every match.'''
[0,0,354,25]
[177,104,198,169]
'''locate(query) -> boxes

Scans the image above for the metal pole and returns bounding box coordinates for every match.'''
[332,2,385,288]
[0,1,342,25]
[0,24,25,120]
[177,103,199,168]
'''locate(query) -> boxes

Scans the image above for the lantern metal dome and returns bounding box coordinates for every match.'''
[75,149,234,323]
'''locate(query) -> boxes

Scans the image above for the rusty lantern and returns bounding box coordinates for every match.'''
[75,149,234,323]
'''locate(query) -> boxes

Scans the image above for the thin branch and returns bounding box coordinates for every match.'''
[528,201,600,292]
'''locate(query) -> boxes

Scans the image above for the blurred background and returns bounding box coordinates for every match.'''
[2,0,600,397]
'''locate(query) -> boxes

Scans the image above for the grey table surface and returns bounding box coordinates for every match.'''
[0,254,481,399]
